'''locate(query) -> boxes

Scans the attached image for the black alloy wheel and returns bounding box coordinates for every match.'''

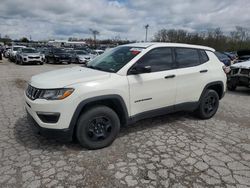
[76,106,120,149]
[196,90,219,119]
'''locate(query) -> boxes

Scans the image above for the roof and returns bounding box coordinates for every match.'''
[123,42,215,52]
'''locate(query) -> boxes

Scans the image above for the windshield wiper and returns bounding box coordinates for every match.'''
[86,65,105,71]
[86,65,114,73]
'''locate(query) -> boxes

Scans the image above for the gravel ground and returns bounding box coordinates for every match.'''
[0,58,250,188]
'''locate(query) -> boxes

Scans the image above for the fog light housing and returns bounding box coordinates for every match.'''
[37,112,60,123]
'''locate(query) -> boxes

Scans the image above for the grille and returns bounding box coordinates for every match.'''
[26,85,42,100]
[28,56,40,59]
[240,68,250,75]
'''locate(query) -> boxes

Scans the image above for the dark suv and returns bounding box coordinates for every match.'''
[45,48,71,64]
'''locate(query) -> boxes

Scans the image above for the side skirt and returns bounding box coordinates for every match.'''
[128,102,199,125]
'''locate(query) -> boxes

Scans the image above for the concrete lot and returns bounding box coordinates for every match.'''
[0,58,250,188]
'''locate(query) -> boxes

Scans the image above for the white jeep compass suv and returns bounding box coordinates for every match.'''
[25,43,227,149]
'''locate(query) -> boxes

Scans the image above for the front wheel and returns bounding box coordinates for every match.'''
[76,106,120,149]
[195,90,219,119]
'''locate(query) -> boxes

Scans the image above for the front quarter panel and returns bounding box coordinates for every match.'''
[69,73,130,115]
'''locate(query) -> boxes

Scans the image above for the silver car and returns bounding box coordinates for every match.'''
[16,48,44,65]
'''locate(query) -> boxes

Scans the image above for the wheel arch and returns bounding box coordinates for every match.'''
[199,81,225,101]
[69,95,129,138]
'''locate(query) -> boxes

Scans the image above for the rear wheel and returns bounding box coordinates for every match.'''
[195,90,219,119]
[76,106,120,149]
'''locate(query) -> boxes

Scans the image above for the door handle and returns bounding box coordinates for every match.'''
[200,69,208,73]
[165,75,176,79]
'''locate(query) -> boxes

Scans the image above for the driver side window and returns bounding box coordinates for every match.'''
[136,47,174,72]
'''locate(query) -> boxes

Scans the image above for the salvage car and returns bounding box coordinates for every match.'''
[45,48,71,64]
[16,48,44,65]
[227,60,250,91]
[237,50,250,62]
[25,43,227,149]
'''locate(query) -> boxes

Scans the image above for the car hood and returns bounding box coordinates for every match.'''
[30,66,110,89]
[231,60,250,69]
[22,53,40,56]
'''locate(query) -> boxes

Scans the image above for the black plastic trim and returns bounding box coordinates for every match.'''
[68,94,129,135]
[26,109,72,142]
[37,112,60,123]
[199,81,225,100]
[128,102,199,124]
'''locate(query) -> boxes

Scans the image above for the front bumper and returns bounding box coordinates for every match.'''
[23,57,43,63]
[26,109,72,142]
[24,92,77,141]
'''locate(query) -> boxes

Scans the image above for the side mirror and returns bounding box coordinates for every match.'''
[129,65,151,75]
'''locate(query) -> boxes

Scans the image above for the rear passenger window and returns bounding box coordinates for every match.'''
[136,47,173,72]
[175,48,200,68]
[200,50,209,63]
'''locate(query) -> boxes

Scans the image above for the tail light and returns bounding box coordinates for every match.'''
[223,66,231,74]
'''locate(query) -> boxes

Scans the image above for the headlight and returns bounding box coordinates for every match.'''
[40,88,74,100]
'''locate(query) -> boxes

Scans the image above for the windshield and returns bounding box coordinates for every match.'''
[54,48,65,53]
[22,48,37,53]
[86,46,144,72]
[13,47,23,51]
[76,50,87,55]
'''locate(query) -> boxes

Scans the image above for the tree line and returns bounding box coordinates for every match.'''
[153,26,250,52]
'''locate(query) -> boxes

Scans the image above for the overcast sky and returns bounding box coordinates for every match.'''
[0,0,249,41]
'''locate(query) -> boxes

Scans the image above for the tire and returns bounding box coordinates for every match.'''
[40,62,44,65]
[76,106,120,149]
[195,90,219,119]
[227,81,237,91]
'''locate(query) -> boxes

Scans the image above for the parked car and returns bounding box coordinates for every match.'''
[227,60,250,91]
[92,49,104,56]
[214,51,232,66]
[65,49,77,63]
[74,50,92,64]
[45,48,71,64]
[16,48,44,65]
[223,52,238,64]
[9,45,26,62]
[3,47,11,58]
[37,47,50,62]
[25,43,227,149]
[237,50,250,62]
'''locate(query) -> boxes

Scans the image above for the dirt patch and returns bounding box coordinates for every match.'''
[13,78,27,89]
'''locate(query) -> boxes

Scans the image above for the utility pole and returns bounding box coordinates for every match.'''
[90,29,100,49]
[144,24,149,42]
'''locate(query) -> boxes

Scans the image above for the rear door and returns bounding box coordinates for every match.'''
[127,47,177,116]
[174,48,210,104]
